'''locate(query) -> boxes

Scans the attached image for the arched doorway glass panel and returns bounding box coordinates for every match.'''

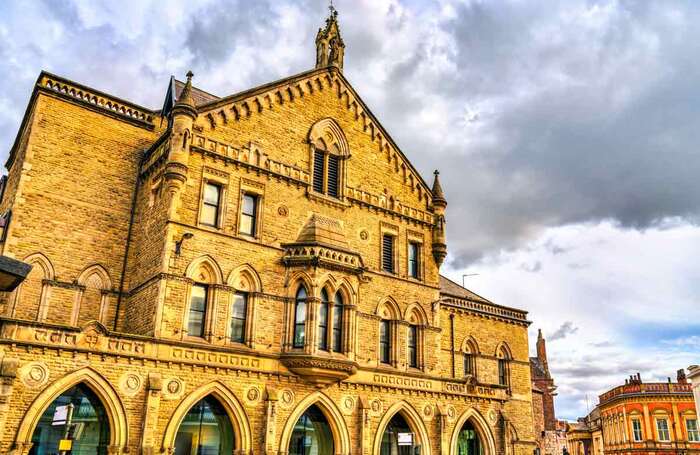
[174,395,234,455]
[380,413,420,454]
[289,404,335,455]
[29,383,110,455]
[457,421,482,455]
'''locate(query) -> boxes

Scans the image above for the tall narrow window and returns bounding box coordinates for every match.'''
[239,193,258,236]
[317,289,329,350]
[201,183,222,226]
[498,359,508,386]
[687,419,699,442]
[656,418,670,441]
[327,155,339,197]
[407,325,418,368]
[408,242,420,279]
[632,419,643,442]
[293,287,307,348]
[379,320,391,364]
[382,234,395,273]
[313,150,325,193]
[332,293,343,352]
[188,284,208,337]
[464,353,474,377]
[230,292,247,343]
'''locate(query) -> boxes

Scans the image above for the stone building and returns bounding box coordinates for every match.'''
[566,371,699,455]
[0,8,536,455]
[530,330,567,455]
[689,366,700,417]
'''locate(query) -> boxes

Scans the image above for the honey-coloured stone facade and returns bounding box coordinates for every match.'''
[0,10,536,455]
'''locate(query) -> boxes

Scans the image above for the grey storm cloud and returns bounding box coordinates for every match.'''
[549,321,579,341]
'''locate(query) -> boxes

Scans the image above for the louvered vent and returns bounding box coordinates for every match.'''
[382,234,394,273]
[327,155,339,197]
[313,150,325,193]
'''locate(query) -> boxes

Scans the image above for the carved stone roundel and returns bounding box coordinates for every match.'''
[423,404,433,418]
[164,377,185,399]
[359,230,369,241]
[119,373,142,395]
[489,409,498,424]
[280,389,295,409]
[370,398,383,415]
[447,405,457,420]
[278,205,289,217]
[246,386,261,404]
[21,362,49,388]
[341,396,355,414]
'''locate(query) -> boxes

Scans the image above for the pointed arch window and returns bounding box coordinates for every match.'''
[332,292,343,352]
[293,286,308,348]
[229,292,247,343]
[309,119,348,200]
[317,289,330,350]
[497,344,512,388]
[379,319,391,364]
[407,325,418,368]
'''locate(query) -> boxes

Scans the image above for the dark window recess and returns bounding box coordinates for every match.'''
[379,320,391,364]
[230,292,247,343]
[382,234,395,273]
[239,193,257,236]
[313,150,325,193]
[332,293,343,352]
[327,155,339,198]
[408,325,418,368]
[201,183,221,226]
[408,242,420,279]
[498,359,508,386]
[318,290,329,350]
[293,287,307,348]
[464,353,474,376]
[188,284,208,337]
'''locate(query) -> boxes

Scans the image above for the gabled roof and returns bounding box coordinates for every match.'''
[439,275,492,304]
[194,66,433,197]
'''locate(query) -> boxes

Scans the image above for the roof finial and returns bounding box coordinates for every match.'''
[177,70,195,107]
[315,2,344,72]
[432,169,447,206]
[329,0,335,15]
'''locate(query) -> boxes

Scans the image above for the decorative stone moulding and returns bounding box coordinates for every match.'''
[119,373,142,396]
[369,398,383,416]
[163,377,185,400]
[341,396,356,415]
[245,386,262,406]
[19,362,49,389]
[279,354,358,387]
[279,389,296,409]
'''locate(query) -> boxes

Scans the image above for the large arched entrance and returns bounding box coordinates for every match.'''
[373,402,431,455]
[162,382,252,454]
[29,383,110,455]
[380,413,416,455]
[289,404,334,454]
[455,421,481,455]
[174,396,235,455]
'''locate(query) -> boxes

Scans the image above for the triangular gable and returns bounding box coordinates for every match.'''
[195,67,434,203]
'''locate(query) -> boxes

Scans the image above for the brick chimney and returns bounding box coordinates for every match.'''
[677,369,688,384]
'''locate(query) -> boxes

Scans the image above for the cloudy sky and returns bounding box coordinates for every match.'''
[1,0,698,420]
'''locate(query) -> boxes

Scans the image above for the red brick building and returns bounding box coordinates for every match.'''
[531,330,568,455]
[567,370,699,455]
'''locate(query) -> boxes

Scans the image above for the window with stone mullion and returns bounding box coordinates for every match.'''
[313,150,325,193]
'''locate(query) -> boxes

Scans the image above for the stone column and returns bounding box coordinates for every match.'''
[688,366,700,417]
[0,357,19,448]
[358,396,371,455]
[140,373,162,455]
[438,405,449,455]
[264,387,279,455]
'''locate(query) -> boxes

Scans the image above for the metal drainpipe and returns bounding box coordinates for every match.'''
[450,313,455,378]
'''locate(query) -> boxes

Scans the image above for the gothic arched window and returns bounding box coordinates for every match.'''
[332,292,343,352]
[317,289,330,350]
[293,286,308,348]
[309,119,348,200]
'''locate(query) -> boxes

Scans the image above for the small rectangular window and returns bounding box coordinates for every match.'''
[201,183,221,226]
[498,359,508,386]
[313,150,325,193]
[293,299,306,349]
[379,320,391,364]
[656,419,670,441]
[408,242,420,279]
[327,155,339,198]
[408,325,418,368]
[632,419,643,442]
[464,353,474,376]
[239,193,258,236]
[332,303,343,352]
[317,302,329,350]
[382,234,395,273]
[188,284,207,338]
[230,292,247,343]
[687,419,699,442]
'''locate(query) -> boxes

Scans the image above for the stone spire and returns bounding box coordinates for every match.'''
[315,3,345,72]
[173,70,197,116]
[537,329,550,378]
[431,170,447,268]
